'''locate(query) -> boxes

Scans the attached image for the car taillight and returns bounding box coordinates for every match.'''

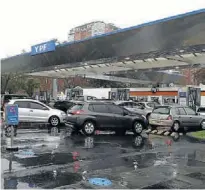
[167,115,172,120]
[72,110,84,115]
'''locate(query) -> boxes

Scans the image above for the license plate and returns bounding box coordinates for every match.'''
[67,114,72,116]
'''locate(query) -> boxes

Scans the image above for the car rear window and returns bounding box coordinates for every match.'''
[152,107,170,114]
[69,104,84,111]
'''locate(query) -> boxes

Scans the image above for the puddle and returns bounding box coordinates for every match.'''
[143,179,191,189]
[3,170,82,189]
[186,172,205,182]
[12,152,74,167]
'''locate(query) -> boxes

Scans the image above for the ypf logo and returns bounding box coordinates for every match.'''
[35,44,47,53]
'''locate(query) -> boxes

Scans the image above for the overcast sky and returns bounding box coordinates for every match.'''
[0,0,204,59]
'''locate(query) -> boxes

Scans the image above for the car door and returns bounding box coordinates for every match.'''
[28,101,50,122]
[184,107,200,127]
[91,104,115,128]
[177,107,191,127]
[14,101,30,122]
[106,104,129,128]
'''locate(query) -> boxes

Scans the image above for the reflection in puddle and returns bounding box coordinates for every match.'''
[4,171,82,189]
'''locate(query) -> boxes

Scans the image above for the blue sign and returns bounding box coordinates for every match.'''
[5,104,19,125]
[179,92,187,97]
[31,40,56,55]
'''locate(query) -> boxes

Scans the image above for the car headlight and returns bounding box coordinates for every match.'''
[61,112,66,116]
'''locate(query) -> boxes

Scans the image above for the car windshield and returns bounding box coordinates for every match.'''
[152,107,170,114]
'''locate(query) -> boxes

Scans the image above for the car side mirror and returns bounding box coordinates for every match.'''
[196,112,199,115]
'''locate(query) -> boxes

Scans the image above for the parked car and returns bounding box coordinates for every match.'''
[66,101,148,136]
[7,99,67,127]
[114,101,153,119]
[53,100,77,113]
[149,105,205,132]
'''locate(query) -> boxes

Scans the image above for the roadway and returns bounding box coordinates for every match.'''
[1,129,205,189]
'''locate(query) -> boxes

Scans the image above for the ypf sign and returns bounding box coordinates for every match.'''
[31,40,56,55]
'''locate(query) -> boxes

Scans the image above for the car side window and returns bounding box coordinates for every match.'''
[107,104,124,115]
[14,101,29,108]
[133,102,144,109]
[178,107,187,115]
[92,104,109,113]
[88,104,94,112]
[173,108,180,115]
[30,102,46,110]
[147,103,154,108]
[184,107,196,115]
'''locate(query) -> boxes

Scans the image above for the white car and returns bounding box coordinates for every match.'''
[7,99,67,126]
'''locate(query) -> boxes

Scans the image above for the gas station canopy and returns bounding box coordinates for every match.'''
[1,9,205,84]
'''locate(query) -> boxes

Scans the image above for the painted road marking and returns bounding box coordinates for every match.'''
[151,130,158,134]
[157,130,164,135]
[164,131,170,136]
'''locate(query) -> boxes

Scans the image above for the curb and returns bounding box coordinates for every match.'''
[185,133,205,144]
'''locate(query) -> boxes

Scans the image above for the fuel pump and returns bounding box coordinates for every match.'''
[65,86,83,100]
[109,88,130,101]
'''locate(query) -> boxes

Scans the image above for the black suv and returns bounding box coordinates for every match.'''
[66,101,148,135]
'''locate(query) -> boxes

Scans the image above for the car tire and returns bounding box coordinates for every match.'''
[200,120,205,130]
[82,121,95,136]
[115,129,126,136]
[49,116,60,127]
[132,121,143,135]
[146,113,151,122]
[171,121,180,132]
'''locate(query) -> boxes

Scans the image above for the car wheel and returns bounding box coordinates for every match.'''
[82,121,95,136]
[133,121,143,134]
[49,116,60,127]
[200,120,205,130]
[115,129,126,136]
[171,121,180,132]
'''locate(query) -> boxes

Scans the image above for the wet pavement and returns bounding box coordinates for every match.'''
[1,129,205,189]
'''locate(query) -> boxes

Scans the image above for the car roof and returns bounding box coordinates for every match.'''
[154,104,189,108]
[114,101,133,104]
[9,99,39,103]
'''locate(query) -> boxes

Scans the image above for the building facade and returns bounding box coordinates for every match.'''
[68,21,119,42]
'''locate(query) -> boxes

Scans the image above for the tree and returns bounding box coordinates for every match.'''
[1,73,40,96]
[1,73,23,94]
[20,77,40,97]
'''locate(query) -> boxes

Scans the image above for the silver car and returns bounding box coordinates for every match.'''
[115,101,152,119]
[7,99,67,126]
[149,105,205,132]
